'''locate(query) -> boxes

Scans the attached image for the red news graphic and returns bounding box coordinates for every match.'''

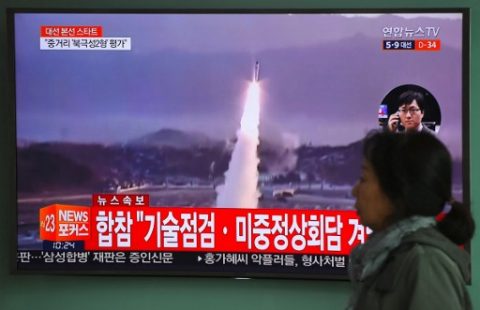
[39,204,90,241]
[39,195,369,255]
[92,194,149,207]
[40,26,103,37]
[415,39,441,51]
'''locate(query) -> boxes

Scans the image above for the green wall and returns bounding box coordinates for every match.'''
[1,1,479,309]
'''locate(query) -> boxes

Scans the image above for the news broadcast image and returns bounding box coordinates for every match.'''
[14,12,464,278]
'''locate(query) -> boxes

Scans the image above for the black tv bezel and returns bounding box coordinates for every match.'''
[6,7,470,280]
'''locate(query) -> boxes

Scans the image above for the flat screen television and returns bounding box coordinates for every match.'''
[10,9,469,279]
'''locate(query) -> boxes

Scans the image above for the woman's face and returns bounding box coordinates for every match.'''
[352,160,395,231]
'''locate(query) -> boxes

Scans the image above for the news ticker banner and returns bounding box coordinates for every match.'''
[40,25,131,50]
[39,194,370,255]
[17,250,349,276]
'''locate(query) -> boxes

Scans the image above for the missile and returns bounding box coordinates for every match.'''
[253,61,260,81]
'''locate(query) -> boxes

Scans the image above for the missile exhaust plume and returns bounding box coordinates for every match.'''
[216,80,261,208]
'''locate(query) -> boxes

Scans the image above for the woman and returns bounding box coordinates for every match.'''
[347,131,474,310]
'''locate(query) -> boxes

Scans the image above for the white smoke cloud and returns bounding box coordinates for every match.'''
[259,122,300,174]
[216,83,261,208]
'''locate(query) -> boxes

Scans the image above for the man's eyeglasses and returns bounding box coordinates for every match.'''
[398,108,421,115]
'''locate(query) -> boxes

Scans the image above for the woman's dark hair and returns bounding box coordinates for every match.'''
[362,131,475,244]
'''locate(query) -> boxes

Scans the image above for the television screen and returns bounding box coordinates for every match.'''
[12,10,468,278]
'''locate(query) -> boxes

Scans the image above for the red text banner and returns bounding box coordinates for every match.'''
[40,204,370,255]
[92,194,150,207]
[40,26,103,37]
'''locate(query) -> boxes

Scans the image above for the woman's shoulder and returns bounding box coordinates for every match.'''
[396,226,470,280]
[366,227,472,310]
[393,241,465,281]
[379,226,471,289]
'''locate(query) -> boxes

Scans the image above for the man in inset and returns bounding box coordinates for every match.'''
[387,90,435,134]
